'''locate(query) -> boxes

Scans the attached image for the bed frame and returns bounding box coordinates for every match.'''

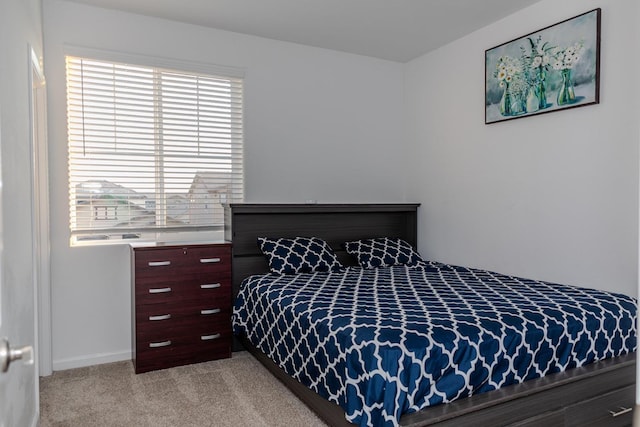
[225,203,636,426]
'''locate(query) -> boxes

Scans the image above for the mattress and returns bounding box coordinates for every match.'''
[232,261,637,427]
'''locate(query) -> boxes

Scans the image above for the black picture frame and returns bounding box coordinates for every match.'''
[485,8,601,124]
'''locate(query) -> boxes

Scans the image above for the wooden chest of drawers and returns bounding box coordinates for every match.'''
[131,243,232,373]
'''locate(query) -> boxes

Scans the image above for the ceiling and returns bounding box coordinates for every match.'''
[64,0,544,62]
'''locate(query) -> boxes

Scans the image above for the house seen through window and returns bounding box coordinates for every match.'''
[66,54,244,244]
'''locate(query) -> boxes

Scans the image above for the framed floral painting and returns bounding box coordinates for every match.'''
[485,8,601,124]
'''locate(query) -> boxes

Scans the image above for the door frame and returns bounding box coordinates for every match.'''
[29,46,52,378]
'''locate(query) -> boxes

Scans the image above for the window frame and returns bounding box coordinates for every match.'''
[65,46,245,246]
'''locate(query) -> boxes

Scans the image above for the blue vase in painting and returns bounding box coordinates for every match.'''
[526,86,539,113]
[557,69,576,106]
[499,83,513,116]
[535,68,547,109]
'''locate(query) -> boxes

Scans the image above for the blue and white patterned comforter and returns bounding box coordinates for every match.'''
[232,262,637,427]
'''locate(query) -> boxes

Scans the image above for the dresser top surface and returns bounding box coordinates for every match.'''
[130,241,230,250]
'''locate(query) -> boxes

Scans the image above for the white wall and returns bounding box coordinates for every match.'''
[43,0,407,368]
[405,0,639,296]
[0,0,43,424]
[43,0,639,370]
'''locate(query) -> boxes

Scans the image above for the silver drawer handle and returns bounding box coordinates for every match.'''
[201,308,221,315]
[149,340,171,348]
[200,257,221,264]
[148,314,171,321]
[148,287,171,294]
[609,407,633,417]
[201,333,221,341]
[200,283,221,289]
[148,261,171,267]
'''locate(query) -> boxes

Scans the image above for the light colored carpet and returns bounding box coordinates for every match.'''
[39,351,328,427]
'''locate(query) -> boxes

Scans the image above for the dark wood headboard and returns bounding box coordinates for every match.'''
[224,203,420,298]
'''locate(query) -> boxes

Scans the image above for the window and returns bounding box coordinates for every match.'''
[66,53,244,244]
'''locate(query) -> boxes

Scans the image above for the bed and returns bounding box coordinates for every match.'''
[225,203,637,427]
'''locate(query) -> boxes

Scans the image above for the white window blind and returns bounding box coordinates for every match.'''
[66,55,243,243]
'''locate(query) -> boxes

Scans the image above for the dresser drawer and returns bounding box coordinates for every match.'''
[135,305,231,340]
[136,322,231,344]
[134,246,231,278]
[134,331,231,373]
[564,384,634,426]
[135,277,231,305]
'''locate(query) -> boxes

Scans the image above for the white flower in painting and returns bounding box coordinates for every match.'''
[553,42,585,70]
[493,55,522,84]
[521,35,556,87]
[531,56,542,68]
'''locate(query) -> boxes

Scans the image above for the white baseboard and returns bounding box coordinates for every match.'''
[52,350,131,372]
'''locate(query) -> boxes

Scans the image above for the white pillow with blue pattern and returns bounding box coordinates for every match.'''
[343,237,423,268]
[258,236,343,275]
